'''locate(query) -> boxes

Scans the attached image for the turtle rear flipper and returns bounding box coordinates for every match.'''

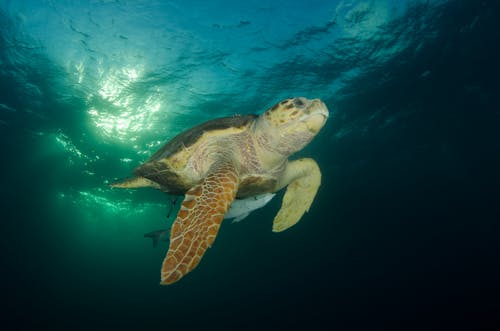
[110,176,160,189]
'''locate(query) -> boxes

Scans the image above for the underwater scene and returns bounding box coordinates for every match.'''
[1,0,499,329]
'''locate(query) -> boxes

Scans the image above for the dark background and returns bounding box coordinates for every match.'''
[1,0,499,330]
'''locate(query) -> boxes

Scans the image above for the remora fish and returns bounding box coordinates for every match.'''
[144,193,275,247]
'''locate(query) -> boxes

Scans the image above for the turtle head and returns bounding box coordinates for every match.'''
[256,97,329,155]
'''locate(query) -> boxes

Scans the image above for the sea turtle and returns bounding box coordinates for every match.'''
[111,97,329,284]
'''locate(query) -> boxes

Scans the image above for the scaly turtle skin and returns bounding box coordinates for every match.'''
[111,97,329,284]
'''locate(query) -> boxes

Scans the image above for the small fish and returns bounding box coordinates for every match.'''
[145,193,275,247]
[225,193,276,223]
[144,230,170,248]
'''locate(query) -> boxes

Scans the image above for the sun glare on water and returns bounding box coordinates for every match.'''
[83,65,166,146]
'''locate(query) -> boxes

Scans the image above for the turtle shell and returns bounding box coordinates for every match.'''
[132,114,257,193]
[148,114,257,162]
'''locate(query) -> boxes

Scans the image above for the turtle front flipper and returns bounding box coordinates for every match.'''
[272,158,321,232]
[160,160,239,285]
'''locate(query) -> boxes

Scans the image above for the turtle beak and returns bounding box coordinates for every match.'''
[305,99,329,134]
[312,99,329,119]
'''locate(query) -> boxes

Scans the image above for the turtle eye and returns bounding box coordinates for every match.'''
[293,98,304,107]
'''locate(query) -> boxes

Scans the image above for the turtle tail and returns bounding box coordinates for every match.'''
[110,176,161,189]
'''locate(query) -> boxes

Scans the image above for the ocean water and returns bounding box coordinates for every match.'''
[1,0,499,329]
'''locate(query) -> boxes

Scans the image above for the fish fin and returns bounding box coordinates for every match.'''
[144,230,168,248]
[231,212,250,223]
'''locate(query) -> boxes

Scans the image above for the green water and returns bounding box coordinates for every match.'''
[1,0,499,329]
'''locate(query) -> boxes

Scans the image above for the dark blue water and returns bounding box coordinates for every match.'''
[1,0,499,329]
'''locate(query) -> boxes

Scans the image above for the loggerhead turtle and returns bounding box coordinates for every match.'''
[111,97,329,284]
